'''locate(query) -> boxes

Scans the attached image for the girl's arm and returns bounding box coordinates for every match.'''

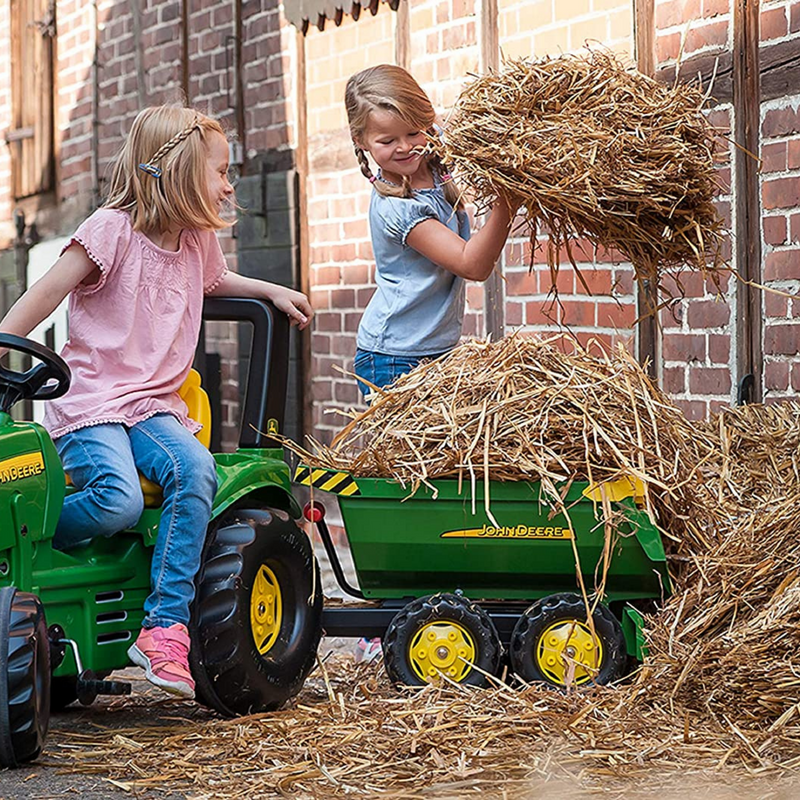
[207,271,314,330]
[0,245,98,337]
[406,197,513,282]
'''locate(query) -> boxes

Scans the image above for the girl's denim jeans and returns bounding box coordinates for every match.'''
[54,413,218,629]
[354,348,448,397]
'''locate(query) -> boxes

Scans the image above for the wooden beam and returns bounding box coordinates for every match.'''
[634,0,658,379]
[394,0,410,71]
[296,29,313,443]
[479,0,504,341]
[733,0,762,403]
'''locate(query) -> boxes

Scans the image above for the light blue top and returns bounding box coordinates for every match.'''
[357,177,471,356]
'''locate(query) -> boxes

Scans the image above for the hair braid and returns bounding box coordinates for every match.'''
[147,116,202,165]
[428,152,463,209]
[354,145,375,183]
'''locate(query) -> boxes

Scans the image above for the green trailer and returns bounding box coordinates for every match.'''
[297,454,670,689]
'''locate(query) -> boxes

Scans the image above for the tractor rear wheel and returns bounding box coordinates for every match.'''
[383,593,502,688]
[189,506,323,716]
[0,587,51,767]
[510,592,627,688]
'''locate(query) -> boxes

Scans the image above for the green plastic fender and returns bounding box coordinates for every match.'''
[621,604,648,660]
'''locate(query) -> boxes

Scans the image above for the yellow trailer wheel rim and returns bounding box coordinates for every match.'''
[536,619,602,686]
[250,565,282,655]
[408,621,476,683]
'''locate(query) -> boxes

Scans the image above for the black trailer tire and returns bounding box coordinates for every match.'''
[0,587,51,768]
[510,593,627,688]
[189,506,323,717]
[383,593,503,688]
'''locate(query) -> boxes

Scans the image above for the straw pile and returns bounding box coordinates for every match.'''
[290,332,724,558]
[441,49,728,301]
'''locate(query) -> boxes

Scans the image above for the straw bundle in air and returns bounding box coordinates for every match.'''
[441,49,728,301]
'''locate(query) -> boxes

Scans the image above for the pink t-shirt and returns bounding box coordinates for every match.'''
[43,208,228,439]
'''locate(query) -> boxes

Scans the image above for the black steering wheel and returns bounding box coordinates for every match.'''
[0,334,71,413]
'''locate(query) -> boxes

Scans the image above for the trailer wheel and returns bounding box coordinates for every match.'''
[189,506,323,716]
[510,593,627,688]
[0,588,50,767]
[383,593,502,688]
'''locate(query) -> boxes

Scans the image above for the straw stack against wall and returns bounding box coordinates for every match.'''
[440,49,728,303]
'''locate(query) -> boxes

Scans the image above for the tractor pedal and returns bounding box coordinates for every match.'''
[76,670,132,705]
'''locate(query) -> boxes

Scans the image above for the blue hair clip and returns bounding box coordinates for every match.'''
[138,162,162,178]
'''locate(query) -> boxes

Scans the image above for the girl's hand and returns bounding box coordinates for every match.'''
[268,285,314,330]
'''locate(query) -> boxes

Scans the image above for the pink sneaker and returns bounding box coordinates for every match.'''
[354,637,383,664]
[127,624,196,699]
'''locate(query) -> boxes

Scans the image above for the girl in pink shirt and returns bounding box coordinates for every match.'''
[0,106,312,699]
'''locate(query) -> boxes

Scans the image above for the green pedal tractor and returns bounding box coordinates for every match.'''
[0,298,322,768]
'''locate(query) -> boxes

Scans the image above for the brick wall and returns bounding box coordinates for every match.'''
[760,1,800,399]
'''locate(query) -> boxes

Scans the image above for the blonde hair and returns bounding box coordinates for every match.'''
[345,65,463,209]
[104,106,230,233]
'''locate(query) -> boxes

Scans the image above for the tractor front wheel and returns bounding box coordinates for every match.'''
[383,593,502,688]
[0,587,51,768]
[510,593,627,689]
[189,506,323,717]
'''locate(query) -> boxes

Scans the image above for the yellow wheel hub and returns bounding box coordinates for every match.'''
[536,619,602,686]
[250,565,282,655]
[408,621,476,683]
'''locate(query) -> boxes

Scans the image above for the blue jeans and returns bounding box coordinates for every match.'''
[54,414,218,629]
[354,348,448,398]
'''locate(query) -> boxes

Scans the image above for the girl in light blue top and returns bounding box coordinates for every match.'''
[345,64,513,398]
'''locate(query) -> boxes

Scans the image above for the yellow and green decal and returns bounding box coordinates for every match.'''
[0,452,45,484]
[293,465,361,496]
[441,524,573,540]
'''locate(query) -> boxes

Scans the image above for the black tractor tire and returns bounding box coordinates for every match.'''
[0,587,51,767]
[510,592,627,688]
[49,676,78,711]
[383,593,503,688]
[189,506,323,717]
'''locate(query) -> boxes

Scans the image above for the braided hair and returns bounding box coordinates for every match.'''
[105,106,232,234]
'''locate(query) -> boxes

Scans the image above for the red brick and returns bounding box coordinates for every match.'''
[657,0,701,28]
[764,289,789,318]
[685,20,728,53]
[762,107,800,138]
[791,213,800,243]
[687,298,731,328]
[663,333,706,362]
[763,178,800,210]
[506,270,537,296]
[764,324,800,355]
[676,399,708,421]
[506,302,523,326]
[689,366,732,394]
[663,366,686,394]
[312,334,331,354]
[765,360,790,391]
[761,141,787,173]
[788,139,800,169]
[559,300,596,327]
[526,301,557,326]
[764,249,800,281]
[599,301,636,329]
[793,363,800,390]
[708,333,730,364]
[576,268,613,295]
[315,312,342,333]
[760,7,787,41]
[763,215,788,246]
[656,32,683,62]
[703,0,730,16]
[792,3,800,33]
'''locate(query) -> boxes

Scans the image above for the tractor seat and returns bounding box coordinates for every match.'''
[65,369,212,508]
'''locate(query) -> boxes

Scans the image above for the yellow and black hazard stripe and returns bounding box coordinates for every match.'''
[293,465,360,496]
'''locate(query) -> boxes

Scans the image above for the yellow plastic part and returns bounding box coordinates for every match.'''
[581,475,646,504]
[250,564,283,655]
[535,619,603,686]
[408,621,476,683]
[139,369,212,506]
